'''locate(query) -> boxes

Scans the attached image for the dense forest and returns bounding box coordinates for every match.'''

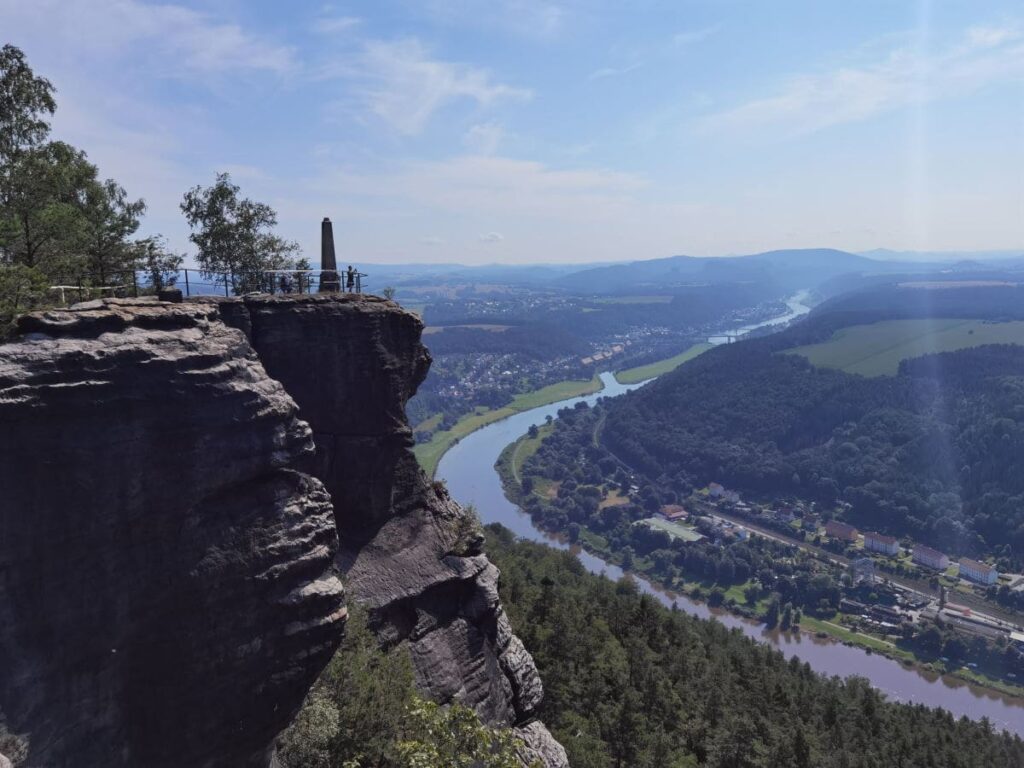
[512,402,864,627]
[485,526,1024,768]
[279,529,1024,767]
[598,307,1024,564]
[510,401,1024,683]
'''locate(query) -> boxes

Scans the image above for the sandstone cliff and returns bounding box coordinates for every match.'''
[0,294,566,767]
[214,294,567,767]
[0,301,345,767]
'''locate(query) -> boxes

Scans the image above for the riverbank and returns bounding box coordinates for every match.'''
[436,290,1024,732]
[418,340,727,477]
[496,429,1024,701]
[613,342,713,384]
[413,374,603,477]
[418,291,815,478]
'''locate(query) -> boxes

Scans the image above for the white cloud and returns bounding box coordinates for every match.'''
[965,24,1019,49]
[276,155,647,225]
[269,153,726,263]
[420,236,445,246]
[312,155,647,217]
[463,122,505,154]
[313,15,361,35]
[672,26,719,48]
[322,39,531,135]
[588,62,642,81]
[701,22,1024,136]
[0,0,296,74]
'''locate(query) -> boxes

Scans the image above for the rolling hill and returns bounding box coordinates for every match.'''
[596,283,1024,563]
[553,248,937,294]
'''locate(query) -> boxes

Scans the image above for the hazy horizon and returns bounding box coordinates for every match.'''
[3,1,1024,264]
[355,246,1024,270]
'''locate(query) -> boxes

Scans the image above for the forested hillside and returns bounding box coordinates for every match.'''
[598,292,1024,564]
[486,526,1024,768]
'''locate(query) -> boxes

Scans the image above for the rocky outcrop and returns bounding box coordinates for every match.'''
[0,293,565,768]
[0,300,345,767]
[214,294,567,767]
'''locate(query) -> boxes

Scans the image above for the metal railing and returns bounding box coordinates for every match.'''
[175,268,368,297]
[49,268,369,304]
[261,269,367,296]
[49,271,142,305]
[173,268,235,297]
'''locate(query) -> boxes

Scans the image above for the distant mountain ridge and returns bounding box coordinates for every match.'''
[552,248,931,294]
[360,248,1024,294]
[861,248,1024,263]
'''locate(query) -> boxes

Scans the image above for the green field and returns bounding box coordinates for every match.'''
[614,342,713,384]
[414,413,443,433]
[422,323,511,335]
[786,319,1024,376]
[413,374,603,477]
[506,423,554,483]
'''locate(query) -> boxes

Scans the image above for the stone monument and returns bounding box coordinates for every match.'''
[320,217,339,292]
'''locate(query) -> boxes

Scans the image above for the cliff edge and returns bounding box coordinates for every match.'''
[0,294,566,767]
[0,300,345,767]
[215,294,567,768]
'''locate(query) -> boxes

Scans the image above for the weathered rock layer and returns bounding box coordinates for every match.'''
[0,294,565,767]
[0,300,345,767]
[216,294,567,767]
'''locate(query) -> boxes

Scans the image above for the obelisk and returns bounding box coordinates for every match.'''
[320,217,339,292]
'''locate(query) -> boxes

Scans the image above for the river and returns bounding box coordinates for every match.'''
[434,292,1024,736]
[707,289,813,344]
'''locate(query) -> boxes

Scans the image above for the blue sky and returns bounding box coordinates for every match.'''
[2,0,1023,264]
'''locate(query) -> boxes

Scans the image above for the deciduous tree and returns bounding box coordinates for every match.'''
[180,172,300,294]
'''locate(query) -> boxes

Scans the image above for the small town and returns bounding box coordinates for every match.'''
[410,290,789,443]
[640,481,1024,679]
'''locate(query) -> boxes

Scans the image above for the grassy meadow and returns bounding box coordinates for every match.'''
[413,374,602,477]
[614,342,713,384]
[786,319,1024,376]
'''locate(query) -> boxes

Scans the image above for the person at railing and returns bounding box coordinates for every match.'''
[279,272,293,294]
[346,265,355,292]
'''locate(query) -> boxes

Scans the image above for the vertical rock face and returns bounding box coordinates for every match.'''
[216,294,568,767]
[0,294,565,768]
[0,301,345,768]
[214,294,429,538]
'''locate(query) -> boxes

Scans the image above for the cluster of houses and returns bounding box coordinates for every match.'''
[694,515,750,543]
[699,481,1003,588]
[822,520,1000,585]
[580,343,625,367]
